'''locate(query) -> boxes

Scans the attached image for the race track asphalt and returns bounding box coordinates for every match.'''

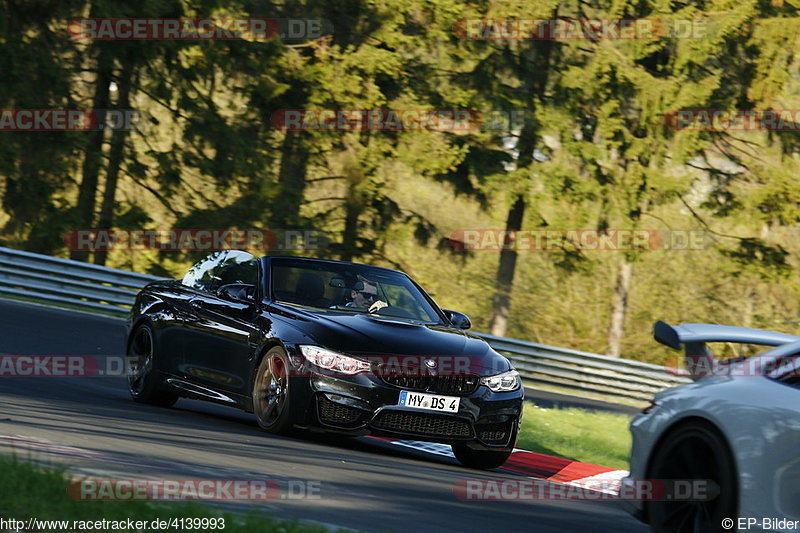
[0,299,648,533]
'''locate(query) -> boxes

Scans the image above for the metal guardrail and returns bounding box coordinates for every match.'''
[474,333,690,402]
[0,247,158,316]
[0,246,688,402]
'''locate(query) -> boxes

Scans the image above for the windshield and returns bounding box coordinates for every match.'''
[270,259,444,324]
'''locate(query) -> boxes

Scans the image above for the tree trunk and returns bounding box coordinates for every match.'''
[70,45,113,262]
[95,57,135,266]
[339,179,361,262]
[272,129,310,228]
[606,259,633,358]
[488,195,525,336]
[486,24,556,337]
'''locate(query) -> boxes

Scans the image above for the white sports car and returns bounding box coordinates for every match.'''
[621,321,800,533]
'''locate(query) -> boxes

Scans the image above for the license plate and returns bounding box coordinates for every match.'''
[398,390,460,413]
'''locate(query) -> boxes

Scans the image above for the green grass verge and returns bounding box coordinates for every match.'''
[0,455,345,533]
[517,403,633,470]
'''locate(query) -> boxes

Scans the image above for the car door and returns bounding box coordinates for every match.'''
[180,251,262,398]
[147,281,198,377]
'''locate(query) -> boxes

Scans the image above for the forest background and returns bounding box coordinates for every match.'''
[3,0,800,363]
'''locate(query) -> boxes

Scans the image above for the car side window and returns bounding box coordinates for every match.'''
[182,251,257,293]
[214,259,259,289]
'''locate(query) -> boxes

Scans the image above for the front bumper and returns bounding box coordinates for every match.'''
[618,477,646,521]
[620,410,661,523]
[288,368,523,451]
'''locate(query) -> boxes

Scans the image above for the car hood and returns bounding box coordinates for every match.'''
[268,305,511,375]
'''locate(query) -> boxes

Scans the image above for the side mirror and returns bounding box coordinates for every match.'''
[443,309,471,330]
[217,283,256,304]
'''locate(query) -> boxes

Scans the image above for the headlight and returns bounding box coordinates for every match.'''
[299,345,370,375]
[480,370,521,392]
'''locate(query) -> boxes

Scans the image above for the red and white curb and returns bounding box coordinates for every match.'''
[367,437,627,495]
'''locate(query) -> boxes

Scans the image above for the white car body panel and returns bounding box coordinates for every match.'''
[625,322,800,531]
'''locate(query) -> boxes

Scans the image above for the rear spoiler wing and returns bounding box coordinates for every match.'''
[653,321,800,380]
[654,321,800,350]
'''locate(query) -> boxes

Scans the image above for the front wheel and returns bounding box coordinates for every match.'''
[127,324,178,407]
[646,422,737,533]
[253,347,294,435]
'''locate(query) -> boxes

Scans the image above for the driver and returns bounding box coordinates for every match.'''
[348,276,388,313]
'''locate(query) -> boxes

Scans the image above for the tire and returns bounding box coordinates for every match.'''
[646,421,737,533]
[127,324,179,407]
[452,444,513,469]
[252,346,294,435]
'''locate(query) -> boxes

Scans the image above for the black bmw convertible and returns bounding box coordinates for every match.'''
[127,250,524,468]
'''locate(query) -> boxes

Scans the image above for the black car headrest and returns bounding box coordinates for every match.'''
[296,272,325,300]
